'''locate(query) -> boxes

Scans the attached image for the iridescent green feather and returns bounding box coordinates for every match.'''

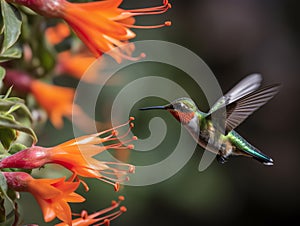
[227,131,273,164]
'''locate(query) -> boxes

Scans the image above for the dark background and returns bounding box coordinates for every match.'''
[21,0,300,225]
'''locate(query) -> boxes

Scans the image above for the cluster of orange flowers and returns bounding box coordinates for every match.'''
[1,117,136,224]
[0,0,171,225]
[4,0,171,129]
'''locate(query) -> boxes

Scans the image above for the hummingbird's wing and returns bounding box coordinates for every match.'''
[208,84,280,134]
[208,73,262,114]
[223,84,280,133]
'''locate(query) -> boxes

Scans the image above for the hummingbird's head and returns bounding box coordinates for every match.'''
[140,97,198,124]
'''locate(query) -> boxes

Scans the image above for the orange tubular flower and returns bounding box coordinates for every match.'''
[3,172,85,225]
[45,23,71,45]
[56,50,97,81]
[56,50,126,84]
[6,0,171,62]
[30,80,76,128]
[3,69,77,129]
[0,118,136,191]
[56,196,127,226]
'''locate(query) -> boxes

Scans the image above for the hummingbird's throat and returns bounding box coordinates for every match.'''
[169,110,195,124]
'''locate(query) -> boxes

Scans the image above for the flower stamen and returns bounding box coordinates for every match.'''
[56,196,127,225]
[121,21,171,29]
[97,117,135,137]
[126,0,171,14]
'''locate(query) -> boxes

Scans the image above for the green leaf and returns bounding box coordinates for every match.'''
[8,143,26,155]
[0,97,33,122]
[0,67,5,81]
[0,198,5,222]
[0,172,15,223]
[0,115,37,144]
[0,1,22,53]
[0,172,8,198]
[3,86,12,100]
[0,128,16,150]
[1,210,16,226]
[0,45,22,62]
[0,67,5,90]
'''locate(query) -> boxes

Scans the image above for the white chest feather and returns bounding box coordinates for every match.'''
[186,115,200,135]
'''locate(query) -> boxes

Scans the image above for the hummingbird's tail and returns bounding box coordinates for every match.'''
[251,151,274,166]
[231,131,274,165]
[241,145,274,165]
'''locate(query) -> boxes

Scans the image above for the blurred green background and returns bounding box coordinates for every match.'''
[20,0,299,225]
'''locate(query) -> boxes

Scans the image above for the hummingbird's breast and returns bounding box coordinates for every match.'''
[169,110,195,125]
[184,114,204,146]
[185,115,231,156]
[186,114,200,135]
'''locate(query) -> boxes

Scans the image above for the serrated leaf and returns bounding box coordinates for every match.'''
[0,1,22,53]
[0,115,37,144]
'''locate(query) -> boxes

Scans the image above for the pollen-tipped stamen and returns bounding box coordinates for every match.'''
[101,162,135,174]
[97,117,135,137]
[126,0,171,14]
[68,174,90,191]
[121,21,171,29]
[103,122,135,143]
[93,198,127,226]
[71,196,126,225]
[99,177,120,191]
[97,163,134,191]
[113,51,146,62]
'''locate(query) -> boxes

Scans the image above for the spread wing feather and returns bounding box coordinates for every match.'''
[224,84,280,133]
[207,74,279,134]
[208,73,262,114]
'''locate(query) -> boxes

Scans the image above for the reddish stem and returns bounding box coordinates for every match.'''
[4,69,33,93]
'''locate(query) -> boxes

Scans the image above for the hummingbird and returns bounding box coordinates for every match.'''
[140,74,280,165]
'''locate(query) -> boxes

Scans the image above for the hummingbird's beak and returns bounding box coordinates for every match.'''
[139,105,167,111]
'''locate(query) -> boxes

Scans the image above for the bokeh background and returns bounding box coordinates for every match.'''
[20,0,299,225]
